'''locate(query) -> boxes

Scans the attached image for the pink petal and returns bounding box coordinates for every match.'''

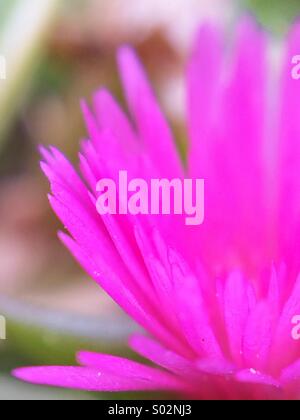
[236,369,280,389]
[281,359,300,384]
[13,363,183,393]
[243,301,273,370]
[187,19,268,272]
[197,358,236,376]
[58,231,183,355]
[76,352,187,391]
[93,88,137,150]
[129,334,197,378]
[271,274,300,370]
[279,21,300,269]
[187,23,223,178]
[170,249,223,358]
[40,146,88,202]
[117,46,182,178]
[224,271,249,365]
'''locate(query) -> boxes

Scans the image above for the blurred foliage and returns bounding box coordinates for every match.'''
[0,0,60,151]
[5,320,133,366]
[32,56,73,97]
[245,0,300,33]
[0,0,18,29]
[0,319,172,400]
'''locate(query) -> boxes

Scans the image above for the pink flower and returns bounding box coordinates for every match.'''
[13,18,300,400]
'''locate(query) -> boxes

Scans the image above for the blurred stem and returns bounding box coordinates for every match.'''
[0,0,60,153]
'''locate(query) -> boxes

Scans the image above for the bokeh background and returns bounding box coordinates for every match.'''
[0,0,299,400]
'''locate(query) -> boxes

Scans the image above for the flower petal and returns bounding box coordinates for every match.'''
[129,334,197,378]
[224,271,249,365]
[117,46,182,178]
[236,369,281,389]
[13,363,183,392]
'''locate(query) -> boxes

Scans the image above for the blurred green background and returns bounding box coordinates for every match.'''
[246,0,300,33]
[0,0,299,400]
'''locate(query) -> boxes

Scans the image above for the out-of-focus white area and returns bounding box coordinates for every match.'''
[52,0,236,123]
[75,0,234,52]
[88,0,234,120]
[0,377,95,400]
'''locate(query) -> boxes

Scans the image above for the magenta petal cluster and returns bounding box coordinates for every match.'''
[13,19,300,399]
